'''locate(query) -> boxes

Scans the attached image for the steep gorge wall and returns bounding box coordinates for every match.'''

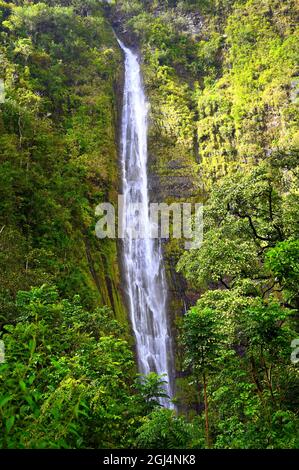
[107,0,298,401]
[0,1,128,327]
[108,0,298,311]
[108,1,205,320]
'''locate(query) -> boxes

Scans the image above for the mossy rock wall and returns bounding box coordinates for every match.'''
[0,1,128,328]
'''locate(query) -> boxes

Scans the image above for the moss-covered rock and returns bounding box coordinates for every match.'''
[0,0,128,328]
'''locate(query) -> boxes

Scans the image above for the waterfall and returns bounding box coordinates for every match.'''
[118,39,174,408]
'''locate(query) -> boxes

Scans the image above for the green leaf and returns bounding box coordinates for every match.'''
[5,415,15,433]
[0,395,12,408]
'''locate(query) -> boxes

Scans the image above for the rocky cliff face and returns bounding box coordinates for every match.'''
[106,1,205,328]
[107,0,298,314]
[105,0,298,403]
[0,1,128,328]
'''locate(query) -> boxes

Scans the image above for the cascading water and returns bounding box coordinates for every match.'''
[118,39,174,408]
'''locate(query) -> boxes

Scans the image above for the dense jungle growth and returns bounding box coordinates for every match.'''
[0,0,298,449]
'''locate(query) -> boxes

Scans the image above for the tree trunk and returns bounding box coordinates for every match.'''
[203,373,211,448]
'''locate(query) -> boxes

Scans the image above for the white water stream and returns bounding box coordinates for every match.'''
[118,39,174,407]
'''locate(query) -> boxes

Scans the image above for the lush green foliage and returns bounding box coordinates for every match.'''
[136,408,196,449]
[114,0,299,449]
[178,156,299,448]
[0,285,167,448]
[1,0,298,450]
[0,0,152,449]
[115,0,298,188]
[0,0,125,320]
